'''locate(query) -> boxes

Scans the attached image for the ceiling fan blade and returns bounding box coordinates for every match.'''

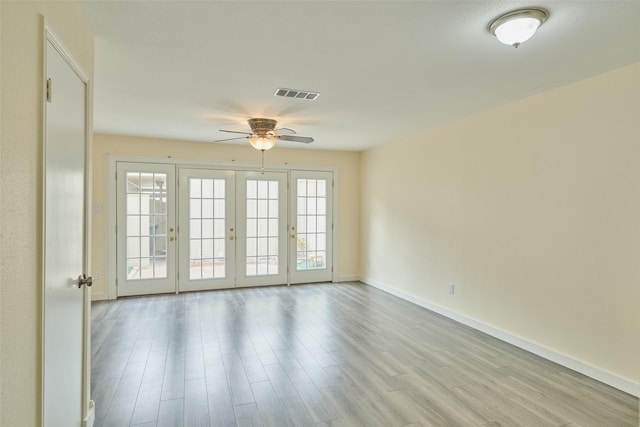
[275,127,296,136]
[219,129,252,135]
[277,135,314,143]
[214,136,248,142]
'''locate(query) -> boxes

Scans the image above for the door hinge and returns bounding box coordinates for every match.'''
[46,78,52,103]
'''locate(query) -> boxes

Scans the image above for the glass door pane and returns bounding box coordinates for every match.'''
[178,169,235,291]
[116,163,176,296]
[236,171,287,287]
[289,170,333,284]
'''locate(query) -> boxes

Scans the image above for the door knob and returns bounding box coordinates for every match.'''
[229,236,235,241]
[77,274,93,288]
[169,236,175,241]
[291,234,296,239]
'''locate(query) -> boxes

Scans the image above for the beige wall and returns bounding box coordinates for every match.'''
[361,63,640,389]
[90,134,361,298]
[0,1,94,425]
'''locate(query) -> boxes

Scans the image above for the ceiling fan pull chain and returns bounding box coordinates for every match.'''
[261,149,265,173]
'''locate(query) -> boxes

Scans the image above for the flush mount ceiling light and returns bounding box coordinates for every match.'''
[489,8,548,48]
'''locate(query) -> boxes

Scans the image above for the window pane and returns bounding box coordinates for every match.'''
[190,178,201,198]
[258,181,268,198]
[268,181,278,198]
[214,239,225,258]
[127,194,140,215]
[297,179,307,196]
[214,179,225,198]
[214,199,225,218]
[317,180,326,197]
[257,219,268,236]
[202,239,214,258]
[247,218,257,237]
[214,219,225,238]
[202,219,213,239]
[127,216,140,236]
[190,219,201,239]
[247,180,257,198]
[268,219,278,237]
[190,199,201,218]
[317,216,326,233]
[246,199,257,218]
[268,237,278,256]
[190,240,201,259]
[127,237,140,258]
[202,199,213,218]
[202,179,213,198]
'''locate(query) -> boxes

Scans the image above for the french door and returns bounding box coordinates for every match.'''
[289,170,333,284]
[116,163,331,296]
[116,163,177,296]
[177,169,287,291]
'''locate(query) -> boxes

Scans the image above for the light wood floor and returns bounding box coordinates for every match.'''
[91,282,638,427]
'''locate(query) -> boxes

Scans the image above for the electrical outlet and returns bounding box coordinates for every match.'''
[448,283,455,295]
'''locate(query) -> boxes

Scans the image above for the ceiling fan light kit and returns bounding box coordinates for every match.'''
[489,8,548,48]
[249,135,277,151]
[216,118,314,152]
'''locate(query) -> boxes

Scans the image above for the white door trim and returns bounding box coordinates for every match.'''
[42,22,94,427]
[103,155,338,299]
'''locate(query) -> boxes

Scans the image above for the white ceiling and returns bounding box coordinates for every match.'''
[80,1,640,152]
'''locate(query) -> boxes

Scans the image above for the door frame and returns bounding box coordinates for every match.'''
[41,23,94,427]
[104,155,338,299]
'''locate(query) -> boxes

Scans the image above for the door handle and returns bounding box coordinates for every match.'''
[77,274,93,288]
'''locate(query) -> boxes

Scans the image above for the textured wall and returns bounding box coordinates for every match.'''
[361,63,640,390]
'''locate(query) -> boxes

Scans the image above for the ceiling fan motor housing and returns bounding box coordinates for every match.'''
[248,118,277,136]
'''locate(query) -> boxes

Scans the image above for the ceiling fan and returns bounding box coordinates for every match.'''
[215,118,314,151]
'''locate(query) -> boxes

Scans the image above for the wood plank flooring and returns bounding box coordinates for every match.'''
[91,282,638,427]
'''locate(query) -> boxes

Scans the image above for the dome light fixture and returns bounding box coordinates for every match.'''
[248,135,277,151]
[489,8,548,48]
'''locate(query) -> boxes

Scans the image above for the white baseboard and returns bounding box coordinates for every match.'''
[334,275,360,283]
[361,276,640,398]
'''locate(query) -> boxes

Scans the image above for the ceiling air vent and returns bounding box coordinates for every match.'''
[275,88,320,101]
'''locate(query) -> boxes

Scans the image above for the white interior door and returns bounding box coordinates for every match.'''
[43,37,88,427]
[178,169,235,291]
[236,171,288,287]
[116,162,177,296]
[289,170,333,284]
